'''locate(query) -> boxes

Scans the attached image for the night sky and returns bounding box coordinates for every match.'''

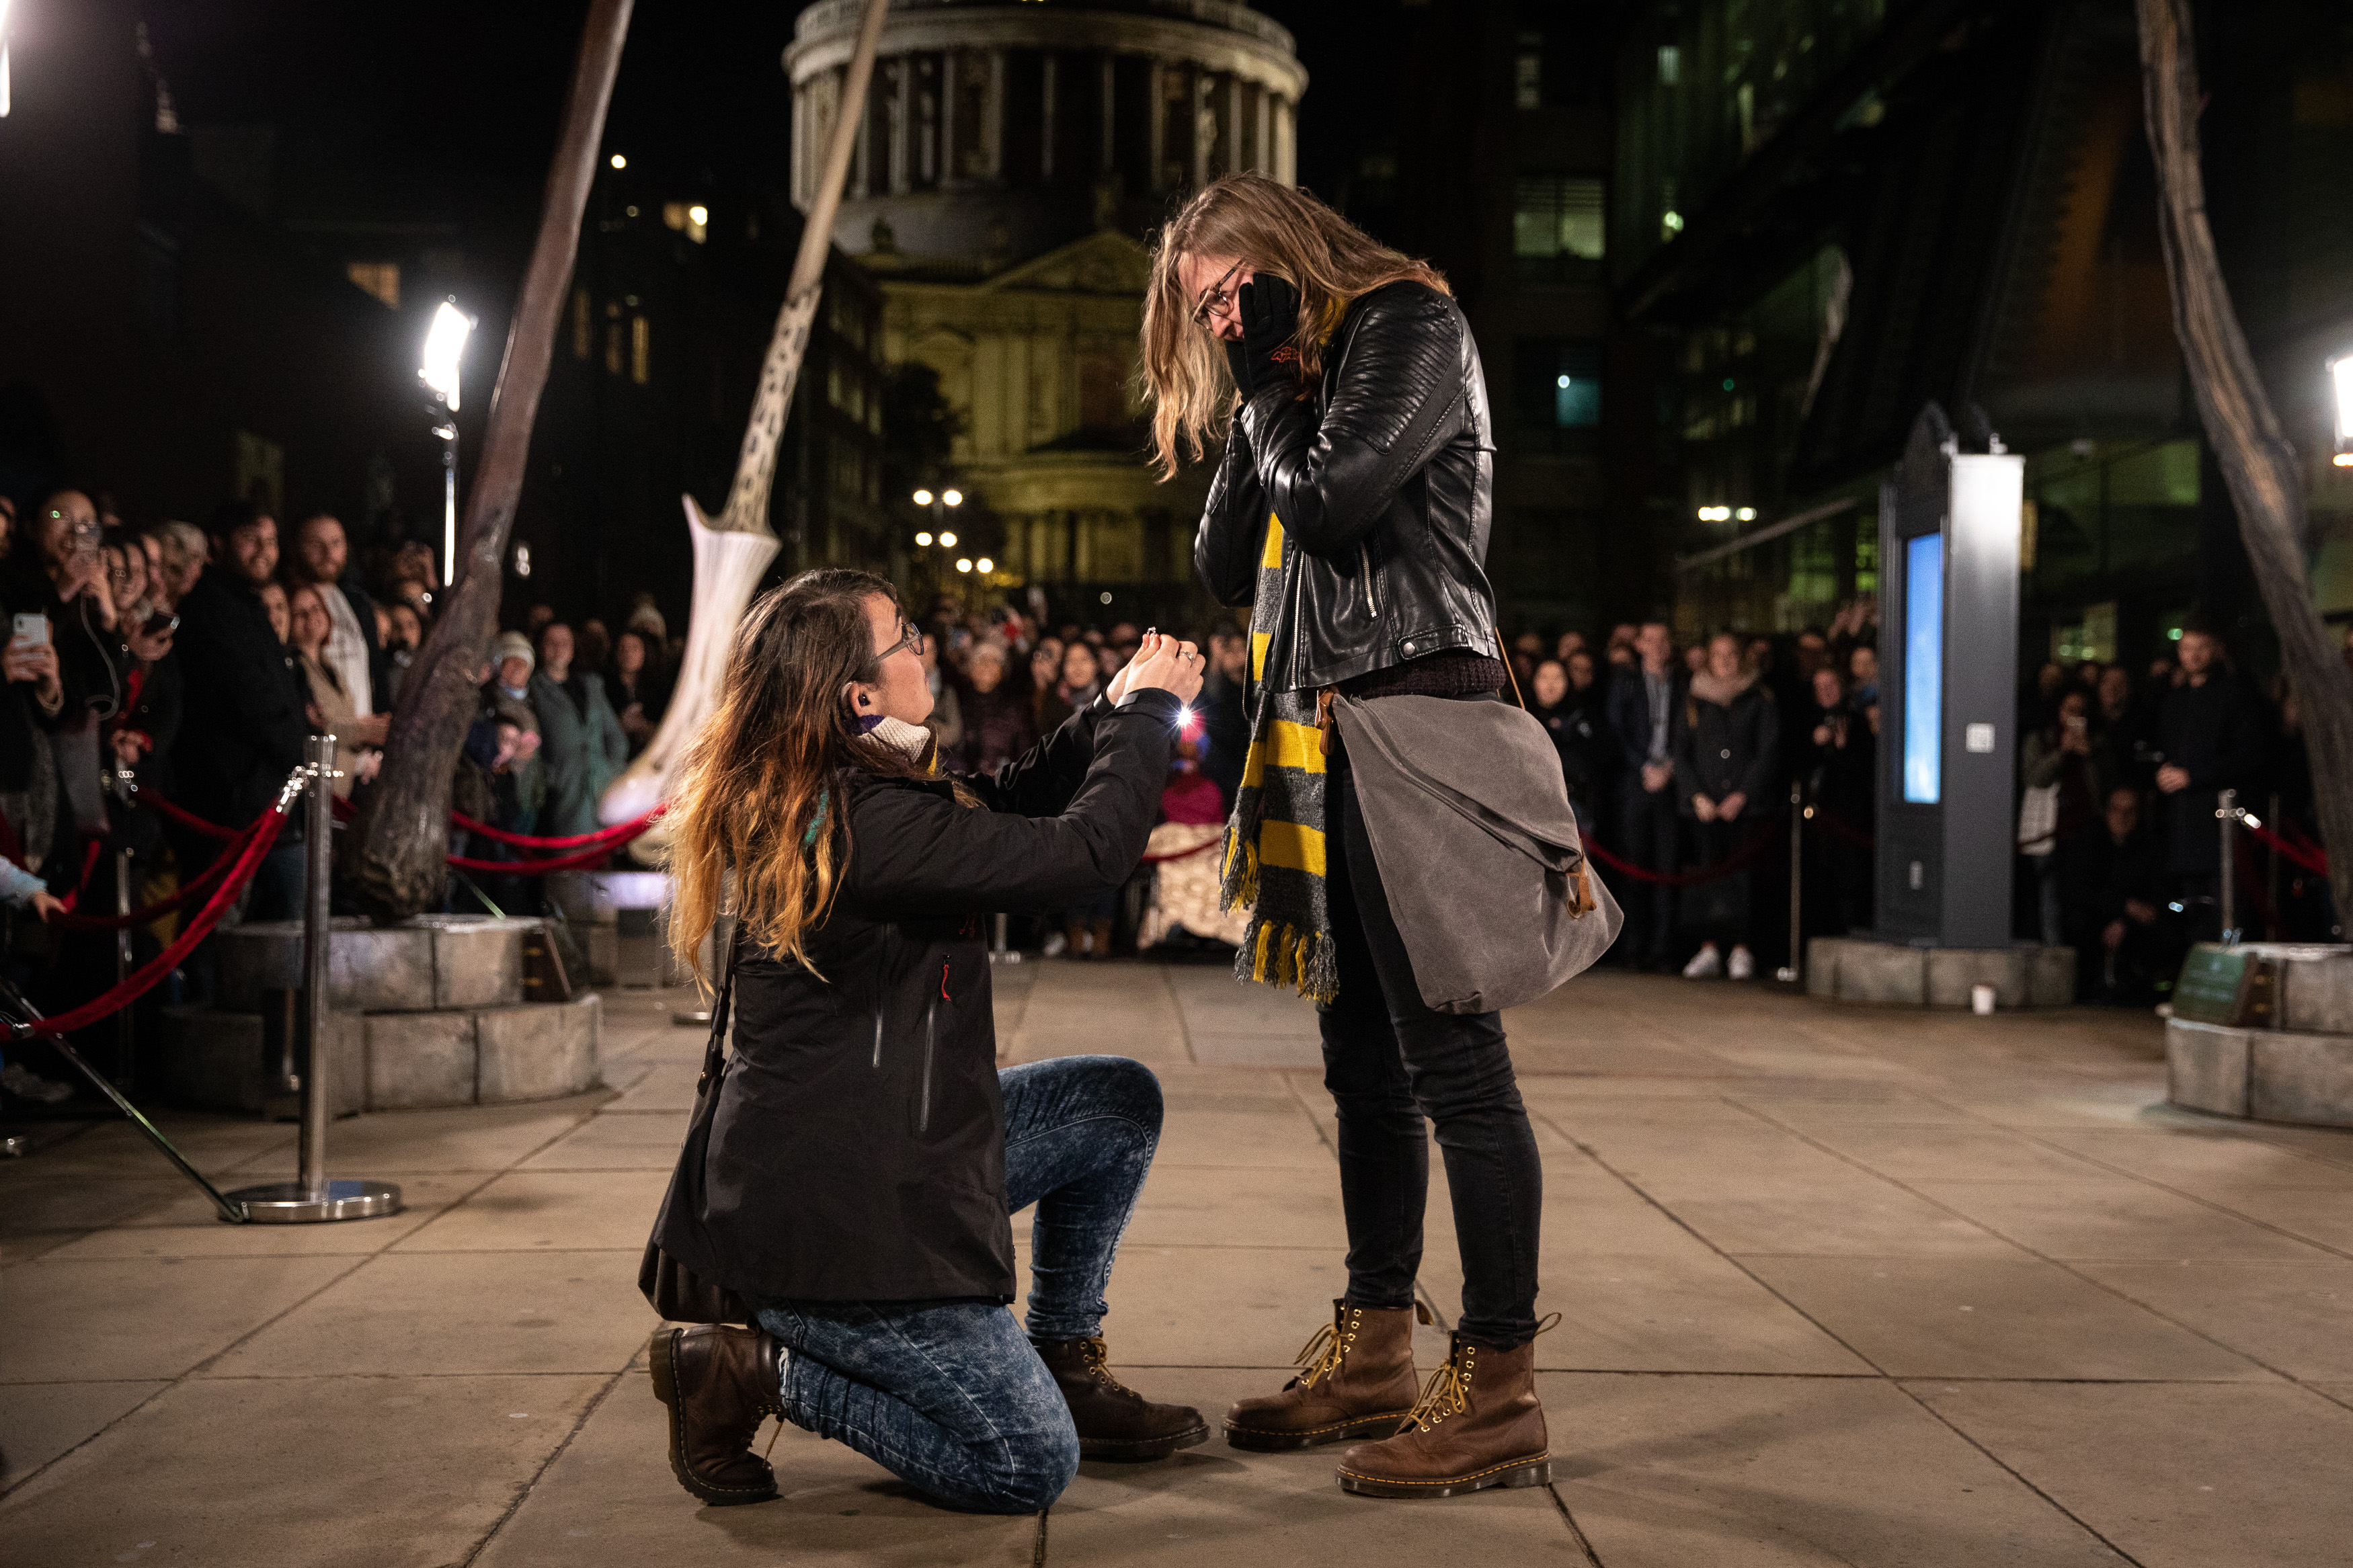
[141,1,1391,236]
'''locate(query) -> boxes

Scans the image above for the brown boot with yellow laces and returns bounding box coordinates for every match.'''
[1223,1299,1427,1452]
[1334,1324,1555,1498]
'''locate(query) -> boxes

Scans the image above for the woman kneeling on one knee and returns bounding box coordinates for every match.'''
[647,569,1207,1513]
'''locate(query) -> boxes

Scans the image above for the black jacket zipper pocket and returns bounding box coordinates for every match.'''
[1360,540,1381,618]
[916,960,949,1135]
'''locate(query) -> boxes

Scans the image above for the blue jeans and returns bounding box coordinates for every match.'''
[756,1054,1161,1513]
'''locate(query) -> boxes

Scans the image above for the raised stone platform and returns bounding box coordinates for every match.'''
[2166,944,2353,1126]
[169,915,602,1115]
[1804,936,2076,1007]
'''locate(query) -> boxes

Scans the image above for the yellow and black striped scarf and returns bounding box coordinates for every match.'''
[1218,511,1340,1002]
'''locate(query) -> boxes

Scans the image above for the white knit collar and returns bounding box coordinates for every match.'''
[867,715,936,768]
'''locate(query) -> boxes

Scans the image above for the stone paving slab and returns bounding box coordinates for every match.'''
[1905,1380,2353,1568]
[0,1373,610,1567]
[1552,1372,2125,1567]
[7,964,2353,1565]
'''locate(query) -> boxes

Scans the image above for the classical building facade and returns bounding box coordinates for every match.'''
[785,0,1308,623]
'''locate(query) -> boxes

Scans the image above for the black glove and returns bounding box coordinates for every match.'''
[1236,274,1302,396]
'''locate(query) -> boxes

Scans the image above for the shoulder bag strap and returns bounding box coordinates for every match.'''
[696,921,737,1095]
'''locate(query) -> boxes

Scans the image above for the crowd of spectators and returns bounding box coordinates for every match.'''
[0,478,2342,1108]
[0,486,685,1106]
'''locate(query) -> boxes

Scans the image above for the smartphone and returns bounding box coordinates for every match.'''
[11,612,50,647]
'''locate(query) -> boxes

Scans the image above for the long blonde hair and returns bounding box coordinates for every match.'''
[1140,172,1448,481]
[666,570,969,987]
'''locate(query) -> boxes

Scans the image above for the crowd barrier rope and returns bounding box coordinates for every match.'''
[48,814,264,932]
[1583,823,1779,886]
[2241,817,2329,876]
[138,786,667,872]
[448,806,664,851]
[22,776,297,1036]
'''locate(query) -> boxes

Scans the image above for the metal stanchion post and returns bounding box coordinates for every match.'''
[1778,779,1802,984]
[2268,791,2282,940]
[226,737,401,1224]
[990,910,1019,965]
[114,844,134,1089]
[2216,787,2239,945]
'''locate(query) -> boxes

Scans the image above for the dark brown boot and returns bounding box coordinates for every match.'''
[1334,1333,1549,1498]
[648,1323,784,1506]
[1090,917,1115,959]
[1224,1300,1425,1452]
[1034,1337,1209,1461]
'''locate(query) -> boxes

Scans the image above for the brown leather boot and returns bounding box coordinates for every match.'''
[1090,917,1115,959]
[1224,1300,1425,1452]
[1334,1333,1549,1497]
[1033,1337,1209,1461]
[648,1323,784,1507]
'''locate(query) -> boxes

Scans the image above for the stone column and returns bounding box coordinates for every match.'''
[1042,53,1058,179]
[1228,75,1244,183]
[1275,95,1294,185]
[1256,85,1272,176]
[1148,58,1166,192]
[1193,72,1211,190]
[986,48,1006,180]
[941,49,959,187]
[889,54,910,194]
[1100,54,1116,173]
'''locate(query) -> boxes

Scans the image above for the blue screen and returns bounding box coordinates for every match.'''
[1903,532,1943,804]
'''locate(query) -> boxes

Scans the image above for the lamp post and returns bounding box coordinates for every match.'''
[2330,353,2353,470]
[420,300,476,587]
[910,485,965,593]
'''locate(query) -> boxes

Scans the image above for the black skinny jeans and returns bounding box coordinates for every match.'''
[1318,745,1544,1350]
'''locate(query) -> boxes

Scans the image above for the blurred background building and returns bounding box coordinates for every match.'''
[787,0,1308,626]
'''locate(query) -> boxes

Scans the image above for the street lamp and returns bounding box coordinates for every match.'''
[2329,354,2353,468]
[420,299,475,587]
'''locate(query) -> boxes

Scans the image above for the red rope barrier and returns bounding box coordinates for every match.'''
[2241,819,2329,876]
[22,798,292,1036]
[52,841,104,915]
[139,788,245,842]
[448,813,661,875]
[1810,805,1877,851]
[1584,823,1778,886]
[48,814,265,932]
[450,804,664,850]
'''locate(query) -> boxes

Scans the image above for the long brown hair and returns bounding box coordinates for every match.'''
[1140,172,1448,481]
[667,569,968,986]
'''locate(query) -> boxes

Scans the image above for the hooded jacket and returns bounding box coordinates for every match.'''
[652,688,1180,1305]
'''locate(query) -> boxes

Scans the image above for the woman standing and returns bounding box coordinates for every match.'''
[1673,633,1780,980]
[647,569,1209,1514]
[1151,172,1551,1499]
[1035,639,1101,737]
[288,584,386,795]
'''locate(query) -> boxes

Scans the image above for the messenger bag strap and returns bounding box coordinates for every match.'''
[1494,625,1527,710]
[697,921,737,1094]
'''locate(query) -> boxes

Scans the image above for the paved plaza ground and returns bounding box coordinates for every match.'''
[6,960,2353,1565]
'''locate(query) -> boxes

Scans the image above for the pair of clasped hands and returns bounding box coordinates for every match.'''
[1104,630,1206,710]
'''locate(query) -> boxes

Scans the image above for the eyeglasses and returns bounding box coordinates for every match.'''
[1191,260,1246,327]
[877,620,925,661]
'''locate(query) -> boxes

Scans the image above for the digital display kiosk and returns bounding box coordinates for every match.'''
[1876,405,2025,947]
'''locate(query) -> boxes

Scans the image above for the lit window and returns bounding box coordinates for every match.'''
[631,317,651,384]
[571,289,590,359]
[1513,176,1605,275]
[1514,339,1603,448]
[1515,32,1542,110]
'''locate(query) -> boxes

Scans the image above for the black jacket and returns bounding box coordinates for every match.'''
[2155,674,2262,876]
[1196,282,1499,692]
[1673,677,1780,817]
[655,689,1181,1305]
[172,571,311,829]
[1607,666,1682,777]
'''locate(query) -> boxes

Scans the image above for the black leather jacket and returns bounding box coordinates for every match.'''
[1195,282,1498,694]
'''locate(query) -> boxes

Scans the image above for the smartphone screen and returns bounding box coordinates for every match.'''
[11,613,50,647]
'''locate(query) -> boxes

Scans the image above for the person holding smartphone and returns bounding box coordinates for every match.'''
[647,569,1210,1514]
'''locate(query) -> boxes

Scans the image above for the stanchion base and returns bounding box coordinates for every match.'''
[672,1009,713,1027]
[227,1179,403,1224]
